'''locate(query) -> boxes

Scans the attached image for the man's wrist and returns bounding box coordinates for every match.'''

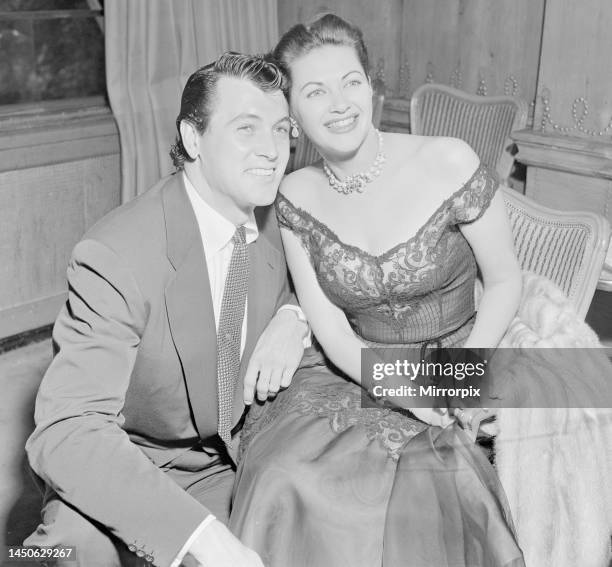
[277,305,311,346]
[170,514,216,567]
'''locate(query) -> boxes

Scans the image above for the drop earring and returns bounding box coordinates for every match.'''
[290,117,300,138]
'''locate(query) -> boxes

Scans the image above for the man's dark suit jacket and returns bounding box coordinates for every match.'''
[26,173,294,566]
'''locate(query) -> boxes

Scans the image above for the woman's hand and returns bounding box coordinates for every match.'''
[453,407,498,440]
[409,406,456,428]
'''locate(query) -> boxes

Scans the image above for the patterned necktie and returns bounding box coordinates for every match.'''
[216,225,249,445]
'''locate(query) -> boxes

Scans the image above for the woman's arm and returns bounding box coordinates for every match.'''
[280,227,368,382]
[460,191,522,349]
[429,137,521,350]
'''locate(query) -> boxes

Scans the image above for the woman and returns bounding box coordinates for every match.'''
[230,14,527,567]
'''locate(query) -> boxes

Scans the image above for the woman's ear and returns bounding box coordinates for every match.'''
[179,120,200,160]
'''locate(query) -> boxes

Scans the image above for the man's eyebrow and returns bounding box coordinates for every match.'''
[227,113,290,127]
[228,113,262,124]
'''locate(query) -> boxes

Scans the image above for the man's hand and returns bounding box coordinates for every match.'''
[243,309,308,405]
[186,519,264,567]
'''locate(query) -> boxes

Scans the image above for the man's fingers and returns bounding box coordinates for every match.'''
[267,367,285,397]
[257,366,287,401]
[243,364,260,405]
[280,365,296,388]
[256,369,273,401]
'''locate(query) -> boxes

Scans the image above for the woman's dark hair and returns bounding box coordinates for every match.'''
[169,51,286,170]
[273,14,369,96]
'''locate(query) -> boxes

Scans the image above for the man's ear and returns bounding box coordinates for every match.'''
[179,120,200,161]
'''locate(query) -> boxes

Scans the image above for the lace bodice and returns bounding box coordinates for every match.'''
[276,165,499,345]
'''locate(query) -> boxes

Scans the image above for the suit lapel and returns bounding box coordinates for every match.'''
[163,176,284,439]
[163,176,218,439]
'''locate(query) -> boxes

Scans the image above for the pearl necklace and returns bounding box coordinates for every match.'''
[323,130,386,195]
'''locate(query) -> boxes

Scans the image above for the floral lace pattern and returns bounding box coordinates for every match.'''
[240,371,428,461]
[276,165,498,343]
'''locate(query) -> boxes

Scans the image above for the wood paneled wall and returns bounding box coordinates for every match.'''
[278,0,404,94]
[534,0,612,138]
[278,0,545,103]
[0,116,120,339]
[512,0,612,222]
[401,0,544,101]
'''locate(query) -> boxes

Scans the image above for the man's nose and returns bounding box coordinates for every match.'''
[255,132,279,160]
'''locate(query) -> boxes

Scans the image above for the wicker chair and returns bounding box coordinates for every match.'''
[410,83,528,182]
[289,93,385,173]
[501,185,611,319]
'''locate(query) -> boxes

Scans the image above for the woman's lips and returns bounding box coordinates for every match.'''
[325,114,358,132]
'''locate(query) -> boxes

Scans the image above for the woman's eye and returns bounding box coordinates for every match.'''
[275,125,289,135]
[346,79,362,87]
[238,124,254,133]
[306,88,324,99]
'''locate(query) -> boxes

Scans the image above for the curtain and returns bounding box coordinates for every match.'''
[105,0,279,202]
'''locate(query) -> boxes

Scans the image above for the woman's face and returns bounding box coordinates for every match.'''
[289,44,372,159]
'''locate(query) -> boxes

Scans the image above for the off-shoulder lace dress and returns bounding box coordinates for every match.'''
[230,165,524,567]
[275,164,497,345]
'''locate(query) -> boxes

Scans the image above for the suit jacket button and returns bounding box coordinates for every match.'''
[136,549,145,557]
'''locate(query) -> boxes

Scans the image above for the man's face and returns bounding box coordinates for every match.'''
[195,76,290,219]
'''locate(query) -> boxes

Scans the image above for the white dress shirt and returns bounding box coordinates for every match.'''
[171,173,307,567]
[184,172,258,350]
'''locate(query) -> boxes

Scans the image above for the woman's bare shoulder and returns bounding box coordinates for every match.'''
[384,132,474,161]
[415,135,480,185]
[280,164,326,208]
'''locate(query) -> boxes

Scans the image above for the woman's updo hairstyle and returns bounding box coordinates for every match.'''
[273,13,369,96]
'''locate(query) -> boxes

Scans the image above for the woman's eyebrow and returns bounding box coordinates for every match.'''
[342,70,364,80]
[299,70,364,93]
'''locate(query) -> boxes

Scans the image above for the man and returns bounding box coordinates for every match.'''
[24,52,308,567]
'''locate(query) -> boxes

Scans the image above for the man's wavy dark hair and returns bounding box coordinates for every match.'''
[169,51,287,170]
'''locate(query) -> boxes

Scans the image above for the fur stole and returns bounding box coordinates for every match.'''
[494,272,612,567]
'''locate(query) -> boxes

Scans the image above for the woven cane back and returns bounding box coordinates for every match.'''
[502,186,611,319]
[410,84,528,182]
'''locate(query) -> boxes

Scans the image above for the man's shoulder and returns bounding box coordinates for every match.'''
[85,174,178,251]
[254,204,283,253]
